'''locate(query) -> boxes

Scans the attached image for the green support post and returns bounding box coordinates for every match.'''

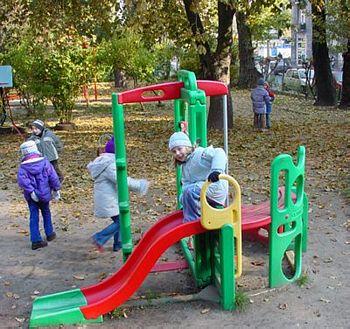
[218,224,235,310]
[269,146,307,287]
[175,70,211,287]
[112,93,133,259]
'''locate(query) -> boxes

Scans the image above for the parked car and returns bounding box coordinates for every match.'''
[283,68,314,94]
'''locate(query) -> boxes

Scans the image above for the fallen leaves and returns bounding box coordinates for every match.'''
[73,274,85,280]
[200,308,210,314]
[251,260,265,266]
[323,257,333,263]
[278,303,288,310]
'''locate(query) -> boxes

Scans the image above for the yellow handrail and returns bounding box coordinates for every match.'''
[200,174,242,278]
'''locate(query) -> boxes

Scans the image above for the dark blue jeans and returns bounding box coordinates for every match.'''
[266,113,271,128]
[180,185,201,222]
[93,215,121,251]
[27,199,54,243]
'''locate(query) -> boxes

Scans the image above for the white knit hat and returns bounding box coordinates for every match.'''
[20,140,40,156]
[31,119,45,131]
[168,132,192,150]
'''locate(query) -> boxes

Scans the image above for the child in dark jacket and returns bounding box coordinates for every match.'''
[17,140,61,250]
[251,78,271,131]
[28,119,64,182]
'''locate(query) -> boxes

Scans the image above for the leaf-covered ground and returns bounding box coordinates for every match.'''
[0,89,349,327]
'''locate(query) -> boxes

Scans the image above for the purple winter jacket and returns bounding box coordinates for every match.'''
[17,156,61,203]
[250,86,271,114]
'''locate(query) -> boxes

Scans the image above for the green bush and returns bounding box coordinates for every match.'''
[4,31,94,123]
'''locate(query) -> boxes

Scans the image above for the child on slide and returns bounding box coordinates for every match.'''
[87,137,150,252]
[168,132,228,246]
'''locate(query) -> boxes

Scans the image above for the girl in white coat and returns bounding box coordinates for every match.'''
[87,137,149,252]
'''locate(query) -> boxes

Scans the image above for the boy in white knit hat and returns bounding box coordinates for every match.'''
[28,119,64,182]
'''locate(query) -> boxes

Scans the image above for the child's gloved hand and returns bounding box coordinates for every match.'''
[139,179,150,196]
[52,190,61,201]
[31,191,39,202]
[208,171,221,182]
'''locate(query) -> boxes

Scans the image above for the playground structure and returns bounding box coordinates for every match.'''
[30,70,308,327]
[0,65,25,137]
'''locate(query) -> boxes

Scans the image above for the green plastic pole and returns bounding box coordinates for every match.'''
[176,70,211,287]
[219,224,235,310]
[112,93,133,259]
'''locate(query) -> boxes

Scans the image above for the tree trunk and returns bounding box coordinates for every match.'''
[339,39,350,108]
[114,68,125,88]
[183,0,235,129]
[311,1,336,106]
[207,1,235,130]
[182,0,215,80]
[236,10,260,89]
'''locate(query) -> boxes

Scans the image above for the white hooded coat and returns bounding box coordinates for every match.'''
[87,153,143,218]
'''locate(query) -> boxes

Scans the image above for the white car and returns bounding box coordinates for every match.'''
[283,68,314,93]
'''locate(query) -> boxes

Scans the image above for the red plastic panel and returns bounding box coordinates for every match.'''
[80,210,206,319]
[118,82,183,104]
[197,80,228,96]
[242,187,285,231]
[117,80,228,104]
[151,260,189,273]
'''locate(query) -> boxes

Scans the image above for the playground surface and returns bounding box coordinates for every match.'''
[0,89,349,328]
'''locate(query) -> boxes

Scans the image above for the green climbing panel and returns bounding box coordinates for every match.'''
[269,146,308,288]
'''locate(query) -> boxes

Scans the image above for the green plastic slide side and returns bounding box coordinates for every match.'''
[29,288,103,328]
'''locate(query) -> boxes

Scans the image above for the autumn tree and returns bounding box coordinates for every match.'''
[326,0,350,108]
[311,0,336,106]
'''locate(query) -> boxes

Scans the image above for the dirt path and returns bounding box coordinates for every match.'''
[0,90,349,328]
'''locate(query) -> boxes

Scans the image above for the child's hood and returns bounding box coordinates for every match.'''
[87,153,115,179]
[20,157,46,174]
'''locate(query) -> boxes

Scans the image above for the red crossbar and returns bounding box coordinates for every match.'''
[118,80,228,104]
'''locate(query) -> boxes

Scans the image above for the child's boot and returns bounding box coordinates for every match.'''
[32,240,48,250]
[47,232,56,241]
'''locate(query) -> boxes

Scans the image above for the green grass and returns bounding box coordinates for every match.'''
[109,307,125,319]
[145,289,161,303]
[297,273,309,287]
[235,290,249,311]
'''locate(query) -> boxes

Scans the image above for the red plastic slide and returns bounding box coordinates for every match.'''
[80,210,206,319]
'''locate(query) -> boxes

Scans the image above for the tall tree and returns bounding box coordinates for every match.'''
[311,0,336,106]
[124,0,235,129]
[236,9,260,88]
[236,0,291,88]
[340,39,350,108]
[326,0,350,108]
[183,0,235,129]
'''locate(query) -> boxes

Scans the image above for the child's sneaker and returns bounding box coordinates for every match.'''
[32,241,48,250]
[47,232,56,242]
[92,236,104,253]
[139,179,150,196]
[113,243,122,252]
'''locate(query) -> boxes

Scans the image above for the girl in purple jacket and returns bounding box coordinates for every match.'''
[17,141,61,250]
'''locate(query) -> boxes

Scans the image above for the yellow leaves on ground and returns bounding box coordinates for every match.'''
[0,89,348,229]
